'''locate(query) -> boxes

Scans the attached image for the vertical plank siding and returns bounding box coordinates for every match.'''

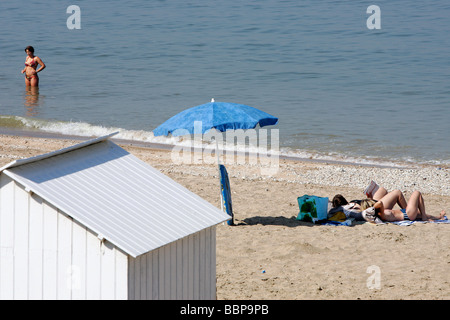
[128,227,217,300]
[0,174,14,299]
[1,176,218,300]
[0,179,128,300]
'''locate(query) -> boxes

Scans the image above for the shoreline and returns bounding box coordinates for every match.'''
[1,128,449,198]
[0,132,449,299]
[1,126,445,171]
[1,129,449,198]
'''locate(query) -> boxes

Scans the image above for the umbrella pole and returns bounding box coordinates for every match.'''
[216,136,224,212]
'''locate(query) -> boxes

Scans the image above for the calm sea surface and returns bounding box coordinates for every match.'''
[1,0,449,167]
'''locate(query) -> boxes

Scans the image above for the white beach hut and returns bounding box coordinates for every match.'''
[0,133,230,300]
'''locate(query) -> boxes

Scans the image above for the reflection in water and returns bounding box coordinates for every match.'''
[23,86,42,116]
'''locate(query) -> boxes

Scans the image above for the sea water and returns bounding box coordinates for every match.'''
[0,0,449,167]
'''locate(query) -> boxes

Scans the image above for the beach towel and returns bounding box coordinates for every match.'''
[320,216,449,227]
[321,218,355,226]
[389,216,449,226]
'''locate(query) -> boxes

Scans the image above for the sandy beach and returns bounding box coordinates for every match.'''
[0,133,449,300]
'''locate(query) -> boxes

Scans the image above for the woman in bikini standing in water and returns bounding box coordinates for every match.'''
[21,46,45,87]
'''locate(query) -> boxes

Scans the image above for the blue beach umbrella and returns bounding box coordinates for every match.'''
[153,99,278,225]
[153,99,278,137]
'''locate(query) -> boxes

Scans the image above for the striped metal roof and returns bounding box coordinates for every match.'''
[1,133,230,257]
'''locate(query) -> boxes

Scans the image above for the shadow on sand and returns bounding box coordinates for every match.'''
[236,216,361,228]
[238,216,314,227]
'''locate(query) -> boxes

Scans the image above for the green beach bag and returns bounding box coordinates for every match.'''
[296,195,329,223]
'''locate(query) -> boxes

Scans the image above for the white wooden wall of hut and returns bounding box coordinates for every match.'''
[128,227,216,300]
[0,175,217,300]
[0,175,128,299]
